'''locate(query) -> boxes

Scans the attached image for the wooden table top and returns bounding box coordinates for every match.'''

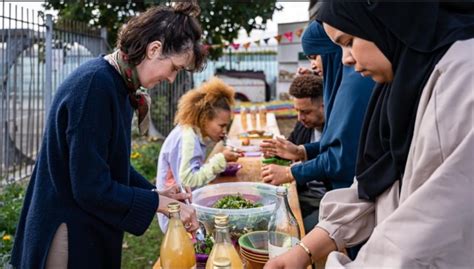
[154,113,316,269]
[209,112,305,236]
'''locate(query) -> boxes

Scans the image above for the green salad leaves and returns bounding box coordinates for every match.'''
[212,194,263,209]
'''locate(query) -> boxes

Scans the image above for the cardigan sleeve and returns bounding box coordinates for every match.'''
[67,83,158,236]
[130,166,155,190]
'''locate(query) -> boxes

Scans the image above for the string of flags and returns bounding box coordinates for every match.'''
[203,26,306,52]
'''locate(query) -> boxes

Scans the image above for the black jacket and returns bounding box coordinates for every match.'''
[287,122,331,196]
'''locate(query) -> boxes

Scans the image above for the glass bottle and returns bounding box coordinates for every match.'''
[160,202,196,269]
[240,106,248,132]
[267,186,301,258]
[212,257,231,269]
[206,214,243,269]
[250,105,258,130]
[258,105,267,129]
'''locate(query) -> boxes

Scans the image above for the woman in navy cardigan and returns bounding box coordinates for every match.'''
[10,3,206,269]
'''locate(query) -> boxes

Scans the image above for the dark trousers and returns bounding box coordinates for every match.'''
[298,189,322,234]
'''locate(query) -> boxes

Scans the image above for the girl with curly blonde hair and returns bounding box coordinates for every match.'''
[156,77,242,232]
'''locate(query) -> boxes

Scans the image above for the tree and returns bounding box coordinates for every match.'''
[44,0,282,59]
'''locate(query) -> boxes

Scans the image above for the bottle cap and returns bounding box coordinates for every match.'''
[214,213,229,227]
[167,202,180,213]
[276,186,288,196]
[213,257,231,268]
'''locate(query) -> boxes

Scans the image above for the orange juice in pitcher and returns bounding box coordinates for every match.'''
[160,202,196,269]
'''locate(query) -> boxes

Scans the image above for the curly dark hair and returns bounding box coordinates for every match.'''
[117,2,206,71]
[289,75,323,101]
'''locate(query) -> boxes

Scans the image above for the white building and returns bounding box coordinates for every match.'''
[276,20,309,99]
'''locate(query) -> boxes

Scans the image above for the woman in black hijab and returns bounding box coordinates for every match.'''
[265,2,474,268]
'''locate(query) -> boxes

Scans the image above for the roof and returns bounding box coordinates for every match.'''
[215,69,267,82]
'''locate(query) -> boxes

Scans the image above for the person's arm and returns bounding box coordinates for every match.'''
[291,70,374,188]
[265,182,376,268]
[324,132,474,268]
[67,84,157,236]
[269,40,474,269]
[179,128,226,188]
[303,142,320,160]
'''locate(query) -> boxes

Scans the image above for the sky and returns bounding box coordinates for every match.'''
[235,2,309,43]
[1,1,310,43]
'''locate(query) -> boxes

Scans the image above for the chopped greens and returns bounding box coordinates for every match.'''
[261,156,292,166]
[194,234,214,255]
[213,193,263,209]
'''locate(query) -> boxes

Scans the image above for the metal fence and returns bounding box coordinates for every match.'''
[0,3,107,184]
[0,3,278,184]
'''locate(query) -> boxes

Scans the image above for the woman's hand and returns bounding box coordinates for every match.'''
[156,192,199,233]
[178,202,199,232]
[264,244,311,269]
[158,184,192,203]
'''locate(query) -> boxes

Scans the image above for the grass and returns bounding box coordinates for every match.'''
[121,216,164,269]
[1,136,167,268]
[122,139,165,269]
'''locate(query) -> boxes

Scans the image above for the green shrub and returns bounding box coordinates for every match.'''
[0,183,26,266]
[130,139,163,182]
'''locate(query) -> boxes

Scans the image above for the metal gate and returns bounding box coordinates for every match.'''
[0,3,108,184]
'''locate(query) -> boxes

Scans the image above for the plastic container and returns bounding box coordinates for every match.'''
[192,182,278,240]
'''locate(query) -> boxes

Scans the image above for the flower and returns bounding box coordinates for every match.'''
[3,234,11,241]
[131,152,141,159]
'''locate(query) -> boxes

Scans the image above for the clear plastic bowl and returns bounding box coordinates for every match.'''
[192,182,278,239]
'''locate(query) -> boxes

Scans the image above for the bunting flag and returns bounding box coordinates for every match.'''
[243,42,251,50]
[295,28,304,38]
[283,31,293,42]
[231,43,240,50]
[202,25,307,51]
[274,34,282,44]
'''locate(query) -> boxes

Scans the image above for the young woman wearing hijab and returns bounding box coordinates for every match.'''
[265,2,474,268]
[261,21,374,234]
[10,3,206,268]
